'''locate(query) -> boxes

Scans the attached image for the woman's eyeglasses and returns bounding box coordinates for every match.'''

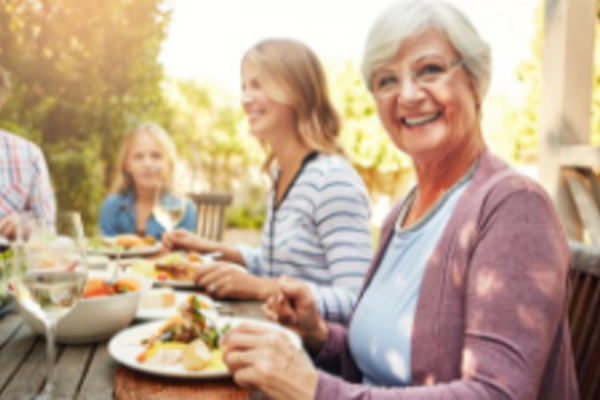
[371,56,463,100]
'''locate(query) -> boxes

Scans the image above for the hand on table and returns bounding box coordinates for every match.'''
[222,323,318,400]
[162,229,216,253]
[194,262,276,300]
[263,276,328,354]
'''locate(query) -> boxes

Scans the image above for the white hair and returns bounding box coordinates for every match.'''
[362,0,492,102]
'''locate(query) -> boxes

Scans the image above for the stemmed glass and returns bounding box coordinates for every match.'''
[153,183,187,232]
[10,212,88,400]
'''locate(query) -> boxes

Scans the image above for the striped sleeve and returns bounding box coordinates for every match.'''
[311,164,373,324]
[238,244,263,275]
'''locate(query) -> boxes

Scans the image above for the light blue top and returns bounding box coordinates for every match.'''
[238,153,373,323]
[348,174,471,386]
[98,191,197,240]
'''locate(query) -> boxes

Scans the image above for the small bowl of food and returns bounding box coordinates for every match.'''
[18,271,153,344]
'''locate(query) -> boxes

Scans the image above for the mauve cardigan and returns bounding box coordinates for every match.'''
[314,150,579,400]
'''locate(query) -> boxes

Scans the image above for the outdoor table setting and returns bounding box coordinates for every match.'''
[0,298,268,399]
[0,228,292,400]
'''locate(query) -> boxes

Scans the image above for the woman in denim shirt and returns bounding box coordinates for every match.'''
[98,122,196,240]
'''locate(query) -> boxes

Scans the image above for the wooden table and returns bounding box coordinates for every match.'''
[0,300,265,400]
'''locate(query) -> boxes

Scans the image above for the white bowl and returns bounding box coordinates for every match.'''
[18,271,153,344]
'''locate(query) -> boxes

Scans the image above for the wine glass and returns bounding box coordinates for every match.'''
[10,212,88,400]
[153,184,187,232]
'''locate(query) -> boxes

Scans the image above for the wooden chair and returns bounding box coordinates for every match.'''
[569,241,600,400]
[188,192,233,241]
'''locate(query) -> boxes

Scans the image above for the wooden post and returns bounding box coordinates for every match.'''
[538,0,598,240]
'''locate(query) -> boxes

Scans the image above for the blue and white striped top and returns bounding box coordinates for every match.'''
[239,153,373,323]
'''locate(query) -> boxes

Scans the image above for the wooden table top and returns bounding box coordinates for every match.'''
[0,299,266,400]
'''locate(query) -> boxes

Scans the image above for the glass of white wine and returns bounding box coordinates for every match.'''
[10,212,88,400]
[153,184,187,232]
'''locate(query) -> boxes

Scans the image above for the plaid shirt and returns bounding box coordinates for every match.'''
[0,129,55,222]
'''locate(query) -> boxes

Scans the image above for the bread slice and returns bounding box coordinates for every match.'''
[143,343,186,366]
[140,288,176,309]
[182,339,213,371]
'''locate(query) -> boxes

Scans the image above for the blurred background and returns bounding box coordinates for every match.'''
[1,0,598,239]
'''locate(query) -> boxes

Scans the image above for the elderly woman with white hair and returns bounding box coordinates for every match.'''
[220,1,579,399]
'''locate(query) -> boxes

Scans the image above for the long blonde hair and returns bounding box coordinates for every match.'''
[111,122,178,194]
[242,39,344,172]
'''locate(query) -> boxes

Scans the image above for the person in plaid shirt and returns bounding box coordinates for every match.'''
[0,64,56,239]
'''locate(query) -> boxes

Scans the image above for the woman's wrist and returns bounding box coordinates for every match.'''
[193,238,220,254]
[256,278,278,301]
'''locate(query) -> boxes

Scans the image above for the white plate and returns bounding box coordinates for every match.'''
[89,243,162,258]
[153,278,196,288]
[136,291,217,320]
[108,317,301,378]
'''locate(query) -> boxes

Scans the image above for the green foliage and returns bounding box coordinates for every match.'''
[45,140,105,234]
[0,247,13,306]
[0,0,171,230]
[509,3,544,164]
[161,79,264,192]
[510,3,600,162]
[226,204,266,230]
[329,62,413,199]
[159,78,270,230]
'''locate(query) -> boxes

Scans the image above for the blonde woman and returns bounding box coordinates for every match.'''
[99,122,197,239]
[163,39,373,323]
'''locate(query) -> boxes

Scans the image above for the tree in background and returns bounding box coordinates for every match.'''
[0,0,171,232]
[329,62,413,200]
[161,79,263,191]
[0,0,565,234]
[161,79,268,229]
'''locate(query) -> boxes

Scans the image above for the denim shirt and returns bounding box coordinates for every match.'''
[98,191,197,240]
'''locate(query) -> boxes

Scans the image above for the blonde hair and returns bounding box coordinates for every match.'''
[362,0,491,103]
[111,122,178,194]
[242,39,344,171]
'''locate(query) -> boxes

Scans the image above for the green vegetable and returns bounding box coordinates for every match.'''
[0,248,14,305]
[200,328,220,350]
[116,284,130,294]
[88,236,103,251]
[159,330,174,342]
[220,323,231,336]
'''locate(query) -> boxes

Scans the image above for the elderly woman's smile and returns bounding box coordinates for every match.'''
[374,29,480,163]
[401,112,442,127]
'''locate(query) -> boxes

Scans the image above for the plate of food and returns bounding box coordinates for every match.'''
[108,304,300,378]
[89,235,162,258]
[126,252,209,288]
[137,289,217,320]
